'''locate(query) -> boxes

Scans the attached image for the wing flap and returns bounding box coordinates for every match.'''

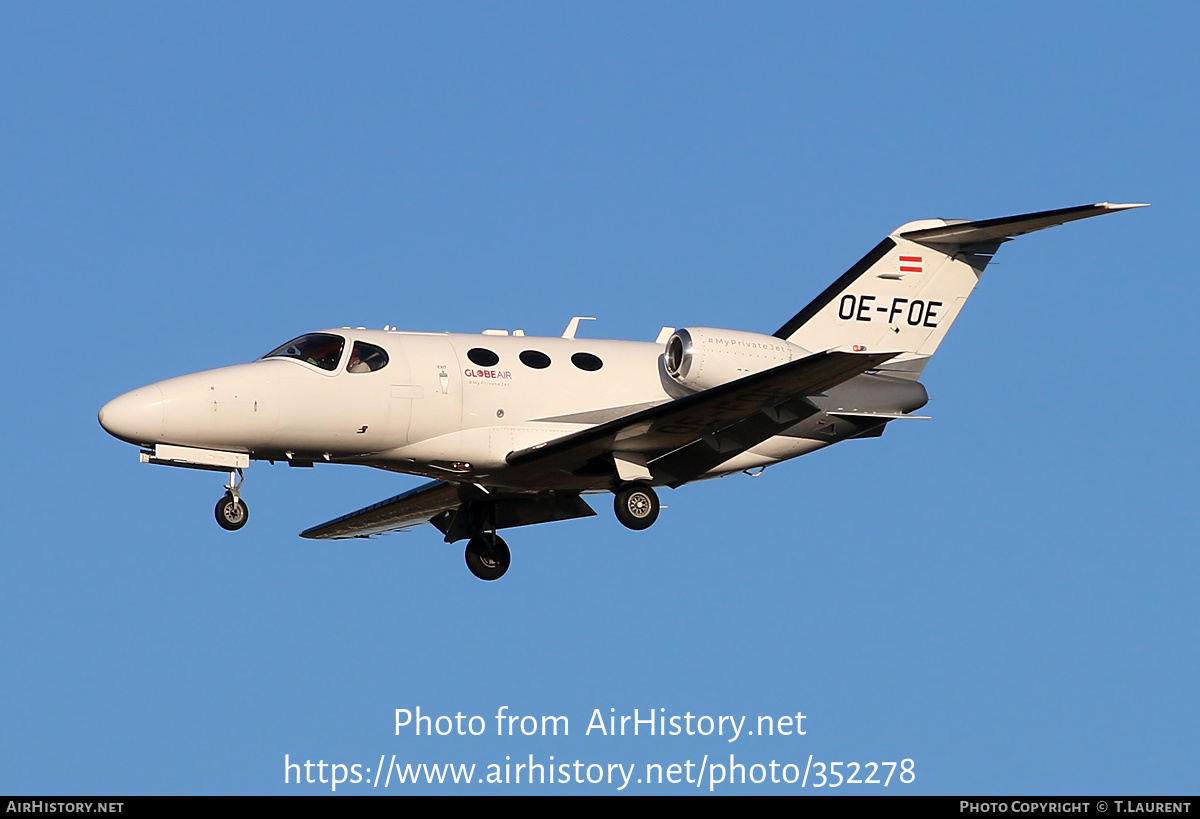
[649,395,820,486]
[300,479,461,540]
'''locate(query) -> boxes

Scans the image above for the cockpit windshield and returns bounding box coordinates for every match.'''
[262,333,345,371]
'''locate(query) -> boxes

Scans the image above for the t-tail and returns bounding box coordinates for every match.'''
[774,202,1147,378]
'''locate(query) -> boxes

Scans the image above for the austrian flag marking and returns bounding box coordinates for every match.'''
[898,255,923,273]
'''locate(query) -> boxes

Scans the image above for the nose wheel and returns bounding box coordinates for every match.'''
[214,468,249,531]
[465,533,510,581]
[215,493,249,530]
[614,483,660,530]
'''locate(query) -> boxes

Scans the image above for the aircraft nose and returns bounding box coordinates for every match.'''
[98,385,165,446]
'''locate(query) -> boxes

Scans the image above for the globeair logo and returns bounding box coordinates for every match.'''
[464,369,513,380]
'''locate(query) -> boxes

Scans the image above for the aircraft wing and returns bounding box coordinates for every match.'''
[300,479,461,540]
[506,349,897,486]
[303,350,897,538]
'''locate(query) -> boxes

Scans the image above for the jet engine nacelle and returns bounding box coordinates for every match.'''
[664,327,812,391]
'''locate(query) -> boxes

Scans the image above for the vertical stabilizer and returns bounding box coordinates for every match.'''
[774,203,1146,377]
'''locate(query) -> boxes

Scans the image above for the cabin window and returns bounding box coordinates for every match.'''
[262,333,345,371]
[519,350,551,369]
[571,352,603,371]
[348,341,389,373]
[468,348,500,367]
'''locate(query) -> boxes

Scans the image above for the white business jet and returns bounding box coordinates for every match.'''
[99,203,1144,580]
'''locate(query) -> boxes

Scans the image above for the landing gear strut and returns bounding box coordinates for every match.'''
[465,532,510,581]
[613,483,659,530]
[215,469,249,531]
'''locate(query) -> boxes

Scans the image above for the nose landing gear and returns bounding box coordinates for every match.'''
[214,469,249,531]
[216,494,249,530]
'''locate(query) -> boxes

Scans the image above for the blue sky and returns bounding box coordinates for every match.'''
[2,3,1195,794]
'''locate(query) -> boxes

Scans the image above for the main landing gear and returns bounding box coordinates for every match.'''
[613,483,660,530]
[214,469,249,531]
[458,484,659,580]
[465,532,510,581]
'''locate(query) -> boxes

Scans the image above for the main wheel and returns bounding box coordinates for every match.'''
[465,533,510,581]
[614,483,659,530]
[215,493,249,531]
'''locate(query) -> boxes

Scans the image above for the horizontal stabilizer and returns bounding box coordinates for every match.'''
[900,202,1147,246]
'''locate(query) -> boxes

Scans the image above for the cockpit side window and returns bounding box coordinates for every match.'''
[262,333,345,371]
[347,341,389,373]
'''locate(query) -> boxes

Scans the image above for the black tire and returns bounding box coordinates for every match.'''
[215,493,249,531]
[465,533,510,581]
[614,483,659,530]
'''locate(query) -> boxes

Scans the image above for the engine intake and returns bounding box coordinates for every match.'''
[664,327,811,391]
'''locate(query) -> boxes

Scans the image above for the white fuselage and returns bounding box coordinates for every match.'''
[99,328,829,491]
[95,204,1141,570]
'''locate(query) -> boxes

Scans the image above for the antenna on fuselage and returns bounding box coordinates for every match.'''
[562,317,596,339]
